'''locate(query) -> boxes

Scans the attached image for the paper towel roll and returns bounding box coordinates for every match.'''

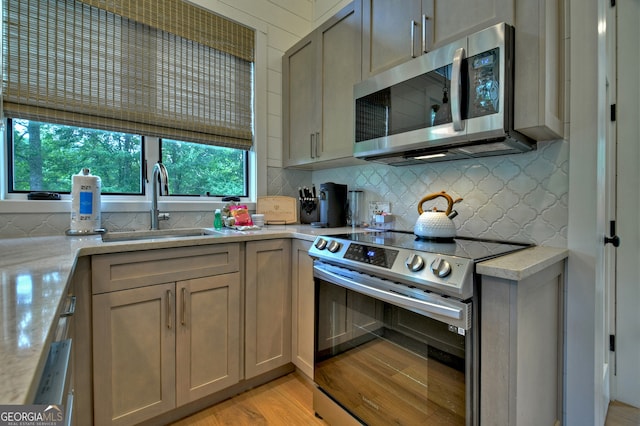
[70,168,101,232]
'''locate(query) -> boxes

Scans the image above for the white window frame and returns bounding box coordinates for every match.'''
[0,133,257,214]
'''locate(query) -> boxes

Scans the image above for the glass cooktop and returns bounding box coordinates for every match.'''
[330,230,532,262]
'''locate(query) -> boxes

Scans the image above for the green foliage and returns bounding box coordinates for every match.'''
[161,139,246,196]
[12,120,142,193]
[10,120,247,196]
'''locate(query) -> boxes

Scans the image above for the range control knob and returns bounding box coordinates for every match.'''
[327,240,342,253]
[430,257,452,278]
[315,238,328,250]
[405,254,425,272]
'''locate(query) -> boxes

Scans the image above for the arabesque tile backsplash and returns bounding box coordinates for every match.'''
[0,140,567,247]
[270,139,568,247]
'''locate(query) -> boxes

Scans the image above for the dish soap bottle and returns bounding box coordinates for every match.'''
[214,209,223,230]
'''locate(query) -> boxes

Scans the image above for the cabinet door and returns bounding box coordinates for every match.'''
[362,0,515,79]
[176,273,241,406]
[93,283,176,426]
[291,240,314,378]
[362,0,423,78]
[513,0,563,140]
[283,2,363,169]
[283,33,319,167]
[318,1,362,162]
[245,239,292,378]
[428,0,514,48]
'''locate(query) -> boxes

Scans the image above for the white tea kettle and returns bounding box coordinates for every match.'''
[414,191,463,240]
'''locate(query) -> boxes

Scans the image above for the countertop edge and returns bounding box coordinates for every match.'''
[476,246,569,281]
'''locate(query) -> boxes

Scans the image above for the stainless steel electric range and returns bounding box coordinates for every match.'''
[309,229,531,426]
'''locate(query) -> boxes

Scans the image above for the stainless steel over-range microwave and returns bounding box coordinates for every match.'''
[353,22,535,165]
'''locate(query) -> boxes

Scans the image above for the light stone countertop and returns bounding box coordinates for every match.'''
[0,226,567,405]
[476,246,568,281]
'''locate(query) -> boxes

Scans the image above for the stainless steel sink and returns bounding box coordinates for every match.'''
[101,228,213,243]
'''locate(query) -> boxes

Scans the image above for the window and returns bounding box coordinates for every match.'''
[7,119,250,198]
[8,119,143,195]
[161,139,248,197]
[2,0,255,201]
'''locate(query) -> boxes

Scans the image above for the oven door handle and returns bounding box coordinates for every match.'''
[314,265,469,327]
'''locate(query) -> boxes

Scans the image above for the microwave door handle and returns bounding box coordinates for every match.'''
[451,47,465,131]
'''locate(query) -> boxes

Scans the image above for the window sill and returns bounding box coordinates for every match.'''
[0,199,256,214]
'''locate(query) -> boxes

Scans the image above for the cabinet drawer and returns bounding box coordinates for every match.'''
[92,244,240,294]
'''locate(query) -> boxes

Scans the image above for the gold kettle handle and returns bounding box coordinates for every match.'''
[417,191,463,215]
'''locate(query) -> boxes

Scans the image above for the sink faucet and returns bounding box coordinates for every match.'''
[151,162,170,230]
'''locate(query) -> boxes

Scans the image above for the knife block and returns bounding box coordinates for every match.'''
[299,198,319,224]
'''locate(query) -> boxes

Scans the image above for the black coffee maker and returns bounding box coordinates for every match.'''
[311,182,347,228]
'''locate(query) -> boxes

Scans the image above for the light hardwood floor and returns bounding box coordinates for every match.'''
[170,372,326,425]
[606,401,640,426]
[170,372,639,425]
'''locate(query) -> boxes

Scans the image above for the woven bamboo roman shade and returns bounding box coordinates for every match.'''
[2,0,255,149]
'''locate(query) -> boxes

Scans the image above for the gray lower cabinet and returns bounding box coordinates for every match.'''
[93,282,176,426]
[480,257,565,426]
[291,240,314,378]
[175,275,241,404]
[245,239,292,379]
[91,245,241,426]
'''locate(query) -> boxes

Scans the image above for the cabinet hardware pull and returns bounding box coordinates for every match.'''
[421,14,429,53]
[181,288,187,326]
[310,133,315,158]
[316,132,321,157]
[166,290,172,329]
[410,20,418,58]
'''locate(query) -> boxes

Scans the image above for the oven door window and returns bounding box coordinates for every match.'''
[315,279,467,425]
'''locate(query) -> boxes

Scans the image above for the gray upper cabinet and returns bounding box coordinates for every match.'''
[427,0,515,51]
[513,1,564,141]
[283,1,364,169]
[362,0,514,79]
[361,0,424,79]
[283,35,318,167]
